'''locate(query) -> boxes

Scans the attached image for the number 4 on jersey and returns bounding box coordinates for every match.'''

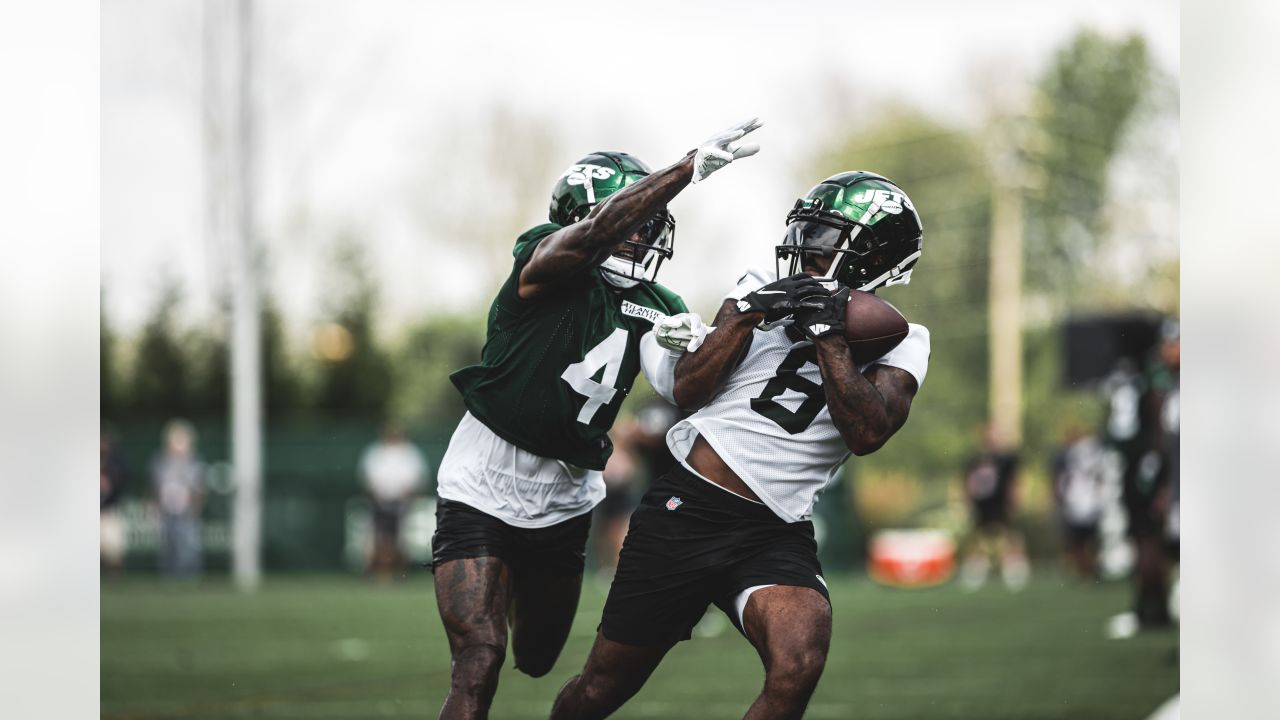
[561,328,628,425]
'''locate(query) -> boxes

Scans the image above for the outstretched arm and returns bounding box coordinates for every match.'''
[518,118,763,300]
[812,336,918,455]
[518,154,695,300]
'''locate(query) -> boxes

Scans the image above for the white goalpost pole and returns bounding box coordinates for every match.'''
[208,0,262,592]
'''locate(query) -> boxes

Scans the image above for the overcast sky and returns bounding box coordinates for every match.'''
[102,0,1178,338]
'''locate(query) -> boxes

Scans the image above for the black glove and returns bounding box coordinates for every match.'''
[793,287,850,340]
[735,273,828,323]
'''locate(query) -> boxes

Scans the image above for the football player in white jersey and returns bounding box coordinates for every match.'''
[551,172,930,720]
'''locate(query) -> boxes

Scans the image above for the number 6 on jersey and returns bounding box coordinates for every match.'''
[561,328,629,424]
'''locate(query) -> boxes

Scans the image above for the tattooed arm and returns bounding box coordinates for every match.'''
[811,334,918,456]
[672,299,760,410]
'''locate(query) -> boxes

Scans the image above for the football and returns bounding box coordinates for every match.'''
[845,290,909,364]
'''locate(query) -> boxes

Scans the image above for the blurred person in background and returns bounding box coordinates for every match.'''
[958,423,1029,591]
[100,427,128,579]
[1155,325,1179,622]
[594,429,640,578]
[358,421,428,583]
[628,396,687,481]
[1103,321,1178,637]
[428,120,760,717]
[1051,423,1105,580]
[151,419,205,579]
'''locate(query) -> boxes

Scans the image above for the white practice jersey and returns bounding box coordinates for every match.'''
[436,412,605,528]
[667,268,931,523]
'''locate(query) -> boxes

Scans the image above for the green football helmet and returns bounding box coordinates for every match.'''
[549,151,675,285]
[777,171,923,291]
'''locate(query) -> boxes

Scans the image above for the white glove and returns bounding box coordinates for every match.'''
[691,117,763,184]
[654,313,714,353]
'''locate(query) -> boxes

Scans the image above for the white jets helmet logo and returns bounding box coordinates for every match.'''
[852,188,914,216]
[562,164,618,204]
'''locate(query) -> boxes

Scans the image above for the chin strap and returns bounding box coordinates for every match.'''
[599,256,641,288]
[861,249,922,291]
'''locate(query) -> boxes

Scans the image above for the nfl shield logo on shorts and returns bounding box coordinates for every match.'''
[665,496,683,511]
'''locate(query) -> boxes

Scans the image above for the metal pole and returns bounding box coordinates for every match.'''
[228,0,262,592]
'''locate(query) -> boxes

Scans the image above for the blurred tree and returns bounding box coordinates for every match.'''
[805,106,993,482]
[145,292,301,421]
[1084,67,1180,313]
[409,105,563,288]
[1025,30,1152,298]
[1013,30,1164,474]
[312,232,392,417]
[388,314,486,429]
[186,309,229,419]
[128,277,193,418]
[263,296,301,418]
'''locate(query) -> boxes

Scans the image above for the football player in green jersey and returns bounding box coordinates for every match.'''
[429,119,762,719]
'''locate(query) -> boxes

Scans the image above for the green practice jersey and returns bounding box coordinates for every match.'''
[450,224,688,470]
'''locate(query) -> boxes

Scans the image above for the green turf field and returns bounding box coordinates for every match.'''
[102,573,1176,719]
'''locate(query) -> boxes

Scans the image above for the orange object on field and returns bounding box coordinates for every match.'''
[868,529,955,588]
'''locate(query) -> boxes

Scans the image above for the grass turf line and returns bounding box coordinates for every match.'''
[102,573,1177,719]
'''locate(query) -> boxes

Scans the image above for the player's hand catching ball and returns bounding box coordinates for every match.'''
[691,117,763,184]
[736,273,828,323]
[793,287,851,340]
[655,312,712,353]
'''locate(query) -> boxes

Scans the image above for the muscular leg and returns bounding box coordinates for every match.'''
[740,585,832,720]
[434,557,513,720]
[508,570,584,678]
[549,631,673,720]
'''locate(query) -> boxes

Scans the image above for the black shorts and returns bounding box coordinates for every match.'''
[1062,522,1099,549]
[972,501,1011,529]
[430,499,591,576]
[372,502,404,539]
[600,465,830,647]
